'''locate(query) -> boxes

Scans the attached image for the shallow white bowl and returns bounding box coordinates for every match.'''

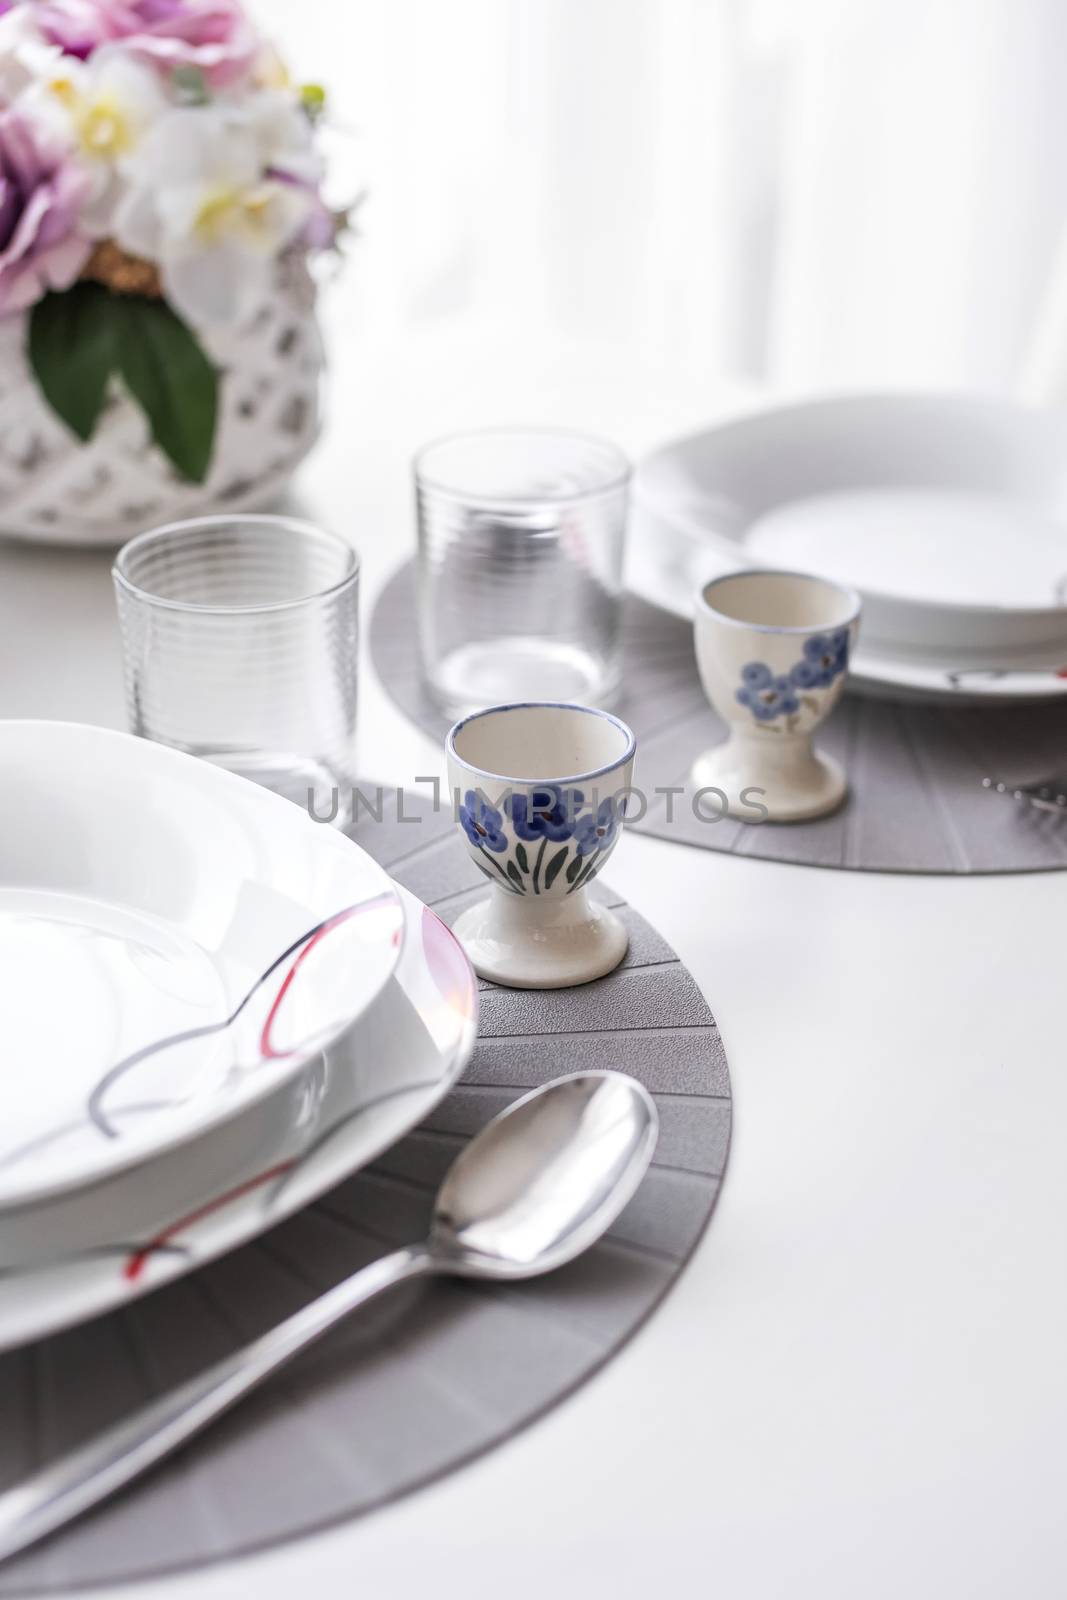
[0,722,403,1210]
[634,393,1067,658]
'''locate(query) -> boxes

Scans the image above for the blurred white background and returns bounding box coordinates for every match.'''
[258,0,1067,403]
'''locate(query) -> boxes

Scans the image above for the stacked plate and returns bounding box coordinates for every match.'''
[0,723,478,1351]
[631,393,1067,702]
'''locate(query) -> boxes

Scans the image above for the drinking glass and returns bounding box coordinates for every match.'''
[113,514,359,821]
[415,428,629,716]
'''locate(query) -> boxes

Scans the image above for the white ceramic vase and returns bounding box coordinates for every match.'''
[0,260,323,548]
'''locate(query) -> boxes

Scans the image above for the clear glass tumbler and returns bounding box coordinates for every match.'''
[415,428,630,716]
[113,514,359,819]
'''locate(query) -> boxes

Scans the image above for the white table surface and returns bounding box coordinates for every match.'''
[1,322,1064,1600]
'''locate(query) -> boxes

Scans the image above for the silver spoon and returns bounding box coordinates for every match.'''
[0,1070,657,1565]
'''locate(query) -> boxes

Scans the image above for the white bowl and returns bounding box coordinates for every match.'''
[635,393,1067,656]
[0,721,403,1210]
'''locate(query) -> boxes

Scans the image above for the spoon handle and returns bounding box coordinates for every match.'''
[0,1243,435,1567]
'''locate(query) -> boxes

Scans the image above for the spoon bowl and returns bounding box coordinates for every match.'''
[434,1071,659,1277]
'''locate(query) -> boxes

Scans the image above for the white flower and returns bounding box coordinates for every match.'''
[0,7,63,106]
[26,47,168,236]
[114,101,315,328]
[245,89,322,187]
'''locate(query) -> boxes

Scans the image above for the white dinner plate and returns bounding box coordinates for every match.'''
[0,722,404,1210]
[632,394,1067,703]
[0,885,478,1349]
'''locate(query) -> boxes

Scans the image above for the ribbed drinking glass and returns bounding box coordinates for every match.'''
[113,514,359,821]
[415,428,630,716]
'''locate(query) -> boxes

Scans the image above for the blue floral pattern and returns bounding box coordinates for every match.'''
[736,627,851,728]
[507,784,583,842]
[457,784,626,896]
[736,664,800,723]
[791,628,850,688]
[458,790,508,852]
[574,797,622,857]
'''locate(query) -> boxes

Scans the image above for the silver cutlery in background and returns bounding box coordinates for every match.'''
[982,774,1067,816]
[0,1071,657,1566]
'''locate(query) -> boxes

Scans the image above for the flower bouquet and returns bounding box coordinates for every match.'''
[0,0,343,543]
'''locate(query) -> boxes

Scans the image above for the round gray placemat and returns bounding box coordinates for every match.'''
[0,791,731,1594]
[371,561,1067,874]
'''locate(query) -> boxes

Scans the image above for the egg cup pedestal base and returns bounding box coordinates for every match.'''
[452,887,629,989]
[692,734,847,823]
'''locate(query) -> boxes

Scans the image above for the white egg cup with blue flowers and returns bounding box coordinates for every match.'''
[446,702,636,988]
[692,570,862,822]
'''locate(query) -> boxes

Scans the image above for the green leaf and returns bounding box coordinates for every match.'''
[28,283,116,443]
[506,860,525,891]
[113,296,218,482]
[565,852,585,885]
[514,843,529,874]
[571,855,601,893]
[476,858,520,894]
[171,65,209,104]
[544,847,568,891]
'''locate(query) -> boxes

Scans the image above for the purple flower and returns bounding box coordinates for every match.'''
[30,0,105,57]
[0,110,91,317]
[37,0,258,87]
[265,166,337,252]
[297,192,338,251]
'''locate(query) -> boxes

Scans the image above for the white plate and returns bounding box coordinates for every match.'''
[0,886,478,1349]
[0,722,404,1210]
[629,503,1067,703]
[635,393,1067,651]
[631,396,1067,703]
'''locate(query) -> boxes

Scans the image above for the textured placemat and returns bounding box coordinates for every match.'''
[0,791,731,1594]
[371,560,1067,874]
